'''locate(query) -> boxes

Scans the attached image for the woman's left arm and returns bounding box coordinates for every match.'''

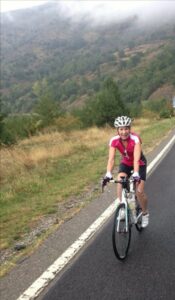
[133,142,141,173]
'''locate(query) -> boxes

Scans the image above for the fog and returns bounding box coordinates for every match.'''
[56,1,175,25]
[2,0,175,26]
[1,0,47,12]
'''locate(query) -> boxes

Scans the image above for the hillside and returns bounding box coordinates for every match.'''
[1,2,175,114]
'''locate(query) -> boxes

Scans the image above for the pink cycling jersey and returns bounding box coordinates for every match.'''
[109,132,146,166]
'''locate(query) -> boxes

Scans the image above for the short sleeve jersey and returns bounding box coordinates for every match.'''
[109,132,146,166]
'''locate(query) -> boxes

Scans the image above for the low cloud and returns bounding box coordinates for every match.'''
[2,1,175,26]
[56,1,175,25]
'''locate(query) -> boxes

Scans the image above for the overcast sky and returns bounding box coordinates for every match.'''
[1,0,47,12]
[1,1,175,24]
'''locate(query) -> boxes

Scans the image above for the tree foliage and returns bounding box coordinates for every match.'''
[1,7,174,114]
[74,78,127,127]
[0,114,41,144]
[143,98,174,118]
[33,79,62,127]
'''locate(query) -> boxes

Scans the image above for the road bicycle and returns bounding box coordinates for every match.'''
[110,175,143,260]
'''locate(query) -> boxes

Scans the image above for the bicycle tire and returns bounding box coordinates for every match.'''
[112,203,131,260]
[135,203,143,232]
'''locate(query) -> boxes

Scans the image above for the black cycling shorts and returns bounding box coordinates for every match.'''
[118,163,147,181]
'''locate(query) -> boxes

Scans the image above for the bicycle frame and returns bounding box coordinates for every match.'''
[110,176,142,229]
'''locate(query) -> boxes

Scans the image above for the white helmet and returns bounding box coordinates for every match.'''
[114,116,132,128]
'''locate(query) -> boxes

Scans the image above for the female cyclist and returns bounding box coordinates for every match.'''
[102,116,149,228]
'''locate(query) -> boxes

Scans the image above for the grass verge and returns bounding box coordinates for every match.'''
[0,118,174,275]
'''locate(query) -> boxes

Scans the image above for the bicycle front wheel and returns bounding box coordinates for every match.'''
[112,203,131,260]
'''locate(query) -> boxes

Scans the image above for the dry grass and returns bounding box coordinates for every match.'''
[0,118,172,183]
[1,118,174,184]
[0,127,112,183]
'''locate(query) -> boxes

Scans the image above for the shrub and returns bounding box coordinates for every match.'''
[0,114,41,145]
[54,114,83,131]
[159,109,171,118]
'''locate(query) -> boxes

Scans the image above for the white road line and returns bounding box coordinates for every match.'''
[17,134,175,300]
[147,134,175,174]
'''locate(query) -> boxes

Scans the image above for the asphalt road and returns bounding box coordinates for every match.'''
[41,144,175,300]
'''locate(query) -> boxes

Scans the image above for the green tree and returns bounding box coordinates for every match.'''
[128,40,136,49]
[92,78,127,126]
[77,78,127,127]
[0,114,41,145]
[144,98,174,118]
[34,97,61,127]
[33,79,61,127]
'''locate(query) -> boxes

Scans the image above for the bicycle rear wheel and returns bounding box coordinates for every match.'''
[112,203,131,260]
[135,202,143,232]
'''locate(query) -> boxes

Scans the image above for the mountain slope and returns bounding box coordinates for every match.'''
[1,2,175,113]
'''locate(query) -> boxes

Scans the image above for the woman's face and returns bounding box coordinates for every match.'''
[117,126,130,140]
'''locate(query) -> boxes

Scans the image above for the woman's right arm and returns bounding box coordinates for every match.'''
[106,146,116,176]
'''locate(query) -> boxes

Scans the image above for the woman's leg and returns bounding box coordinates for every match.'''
[136,180,148,214]
[117,172,128,200]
